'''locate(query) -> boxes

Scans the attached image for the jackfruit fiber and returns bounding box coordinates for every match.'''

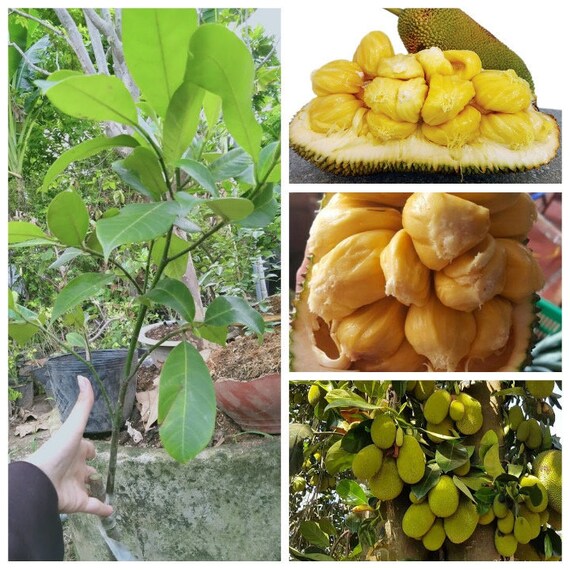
[396,435,426,484]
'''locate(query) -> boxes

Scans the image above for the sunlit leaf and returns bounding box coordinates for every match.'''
[8,221,53,245]
[145,278,195,322]
[47,190,89,247]
[176,158,217,195]
[204,296,264,335]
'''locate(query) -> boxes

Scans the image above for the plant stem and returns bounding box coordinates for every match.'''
[83,246,143,295]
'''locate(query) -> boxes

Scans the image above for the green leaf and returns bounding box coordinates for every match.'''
[411,463,442,500]
[186,24,262,160]
[163,82,204,165]
[324,439,355,475]
[336,479,368,506]
[176,159,217,195]
[151,234,189,279]
[41,135,139,193]
[49,248,85,269]
[9,322,40,345]
[41,74,138,125]
[193,323,227,346]
[239,183,279,228]
[202,91,222,130]
[174,192,202,216]
[204,296,264,335]
[340,420,373,453]
[47,190,89,247]
[324,389,379,412]
[435,440,471,473]
[209,147,252,181]
[483,443,505,479]
[204,197,254,221]
[51,273,115,323]
[112,147,168,200]
[299,521,330,549]
[65,332,87,350]
[8,221,53,245]
[123,9,198,118]
[479,429,499,462]
[145,278,195,322]
[96,202,179,259]
[452,475,476,502]
[255,141,281,184]
[158,341,216,463]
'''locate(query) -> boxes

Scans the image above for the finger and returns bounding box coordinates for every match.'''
[84,465,98,482]
[82,496,114,518]
[57,376,95,445]
[81,438,97,461]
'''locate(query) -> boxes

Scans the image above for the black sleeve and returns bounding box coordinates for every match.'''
[8,461,64,561]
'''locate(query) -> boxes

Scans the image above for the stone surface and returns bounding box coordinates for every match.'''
[289,109,561,185]
[70,437,281,561]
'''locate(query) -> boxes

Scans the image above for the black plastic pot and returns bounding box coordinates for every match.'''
[45,349,137,434]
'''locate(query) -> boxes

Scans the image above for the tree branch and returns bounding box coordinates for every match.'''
[54,8,96,74]
[83,10,109,74]
[8,42,50,76]
[8,9,65,38]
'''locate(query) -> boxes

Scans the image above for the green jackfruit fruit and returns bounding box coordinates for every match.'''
[370,413,397,449]
[494,531,518,557]
[449,399,465,421]
[497,509,514,534]
[387,8,535,92]
[423,389,451,424]
[518,505,541,539]
[409,489,425,504]
[426,416,454,443]
[352,444,383,480]
[396,435,426,484]
[428,475,459,517]
[455,392,483,435]
[525,418,542,450]
[402,502,436,539]
[525,380,555,399]
[413,380,435,401]
[478,508,495,525]
[520,474,548,513]
[443,498,479,543]
[369,456,404,501]
[453,458,470,476]
[513,516,532,545]
[308,384,325,406]
[395,426,404,447]
[533,449,562,514]
[493,495,509,519]
[422,518,446,551]
[516,419,530,442]
[508,405,524,430]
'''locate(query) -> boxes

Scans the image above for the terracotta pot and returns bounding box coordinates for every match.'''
[214,373,280,434]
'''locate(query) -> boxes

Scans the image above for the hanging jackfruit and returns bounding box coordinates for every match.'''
[289,21,559,175]
[291,192,542,372]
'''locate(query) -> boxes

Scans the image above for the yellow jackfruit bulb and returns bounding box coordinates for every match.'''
[443,50,482,80]
[520,475,548,513]
[311,59,364,96]
[528,107,556,142]
[396,434,426,484]
[423,389,451,424]
[435,234,506,312]
[376,53,424,79]
[366,110,417,141]
[508,405,524,430]
[455,392,483,435]
[307,229,394,322]
[421,104,481,148]
[354,338,426,372]
[416,47,453,81]
[489,193,537,240]
[533,450,561,514]
[405,294,477,372]
[468,296,513,360]
[421,74,476,126]
[450,192,522,214]
[369,456,403,501]
[428,474,459,517]
[307,93,365,135]
[363,77,428,123]
[444,498,479,544]
[353,31,395,77]
[370,413,397,449]
[396,78,429,123]
[480,111,535,150]
[422,518,446,551]
[525,380,555,399]
[495,531,518,558]
[380,229,431,307]
[498,239,545,303]
[352,444,384,480]
[402,193,490,271]
[345,193,413,208]
[426,417,454,443]
[449,399,465,422]
[497,509,515,534]
[307,195,403,260]
[513,516,533,545]
[335,296,407,362]
[402,502,436,539]
[472,69,532,113]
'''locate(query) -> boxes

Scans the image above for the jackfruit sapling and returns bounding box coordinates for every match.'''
[402,502,436,539]
[369,456,404,501]
[370,413,397,449]
[444,498,479,543]
[397,435,426,484]
[423,389,451,424]
[351,444,383,480]
[422,518,446,551]
[428,475,459,517]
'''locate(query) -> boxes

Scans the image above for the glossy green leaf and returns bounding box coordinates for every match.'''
[324,440,354,476]
[411,463,441,500]
[158,341,216,463]
[174,192,202,216]
[176,159,217,195]
[96,202,179,259]
[435,440,471,473]
[255,141,281,184]
[49,248,85,270]
[202,91,222,130]
[151,235,189,279]
[51,273,115,323]
[42,74,138,125]
[204,296,264,335]
[186,24,262,160]
[163,82,204,165]
[112,147,167,200]
[145,278,195,322]
[482,443,505,478]
[8,221,52,245]
[41,135,139,193]
[452,475,476,502]
[336,479,369,506]
[123,9,198,117]
[204,198,253,221]
[194,323,227,346]
[299,521,330,549]
[9,322,40,345]
[324,389,379,412]
[209,147,252,181]
[239,184,279,228]
[47,191,89,247]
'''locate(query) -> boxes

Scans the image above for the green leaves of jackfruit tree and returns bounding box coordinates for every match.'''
[158,341,216,463]
[47,191,89,247]
[144,278,195,323]
[204,295,264,336]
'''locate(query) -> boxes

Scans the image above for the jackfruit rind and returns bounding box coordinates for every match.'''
[455,392,483,435]
[370,413,397,449]
[428,474,459,517]
[449,399,465,422]
[519,475,548,513]
[369,456,404,501]
[402,502,436,539]
[525,380,555,399]
[422,518,446,551]
[396,435,426,484]
[532,449,562,514]
[443,498,479,544]
[351,444,384,480]
[423,389,451,424]
[494,530,518,557]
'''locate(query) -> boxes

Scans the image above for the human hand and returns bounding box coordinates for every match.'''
[27,375,113,517]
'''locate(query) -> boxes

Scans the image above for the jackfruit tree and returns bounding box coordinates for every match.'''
[289,380,562,561]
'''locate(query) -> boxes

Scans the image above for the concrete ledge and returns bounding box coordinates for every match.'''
[70,437,281,561]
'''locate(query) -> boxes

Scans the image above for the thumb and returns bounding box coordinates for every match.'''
[61,375,94,439]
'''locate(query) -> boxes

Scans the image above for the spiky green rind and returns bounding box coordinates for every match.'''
[290,108,559,176]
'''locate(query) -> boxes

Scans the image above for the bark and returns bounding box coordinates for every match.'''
[54,9,96,75]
